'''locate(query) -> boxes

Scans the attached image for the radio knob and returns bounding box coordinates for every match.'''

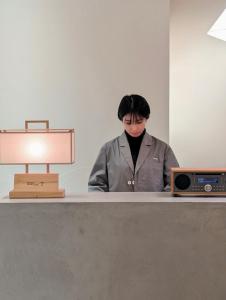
[204,184,212,192]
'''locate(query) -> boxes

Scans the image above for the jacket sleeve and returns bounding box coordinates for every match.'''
[88,144,109,192]
[163,145,179,192]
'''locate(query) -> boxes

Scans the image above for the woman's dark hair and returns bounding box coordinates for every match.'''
[118,94,150,121]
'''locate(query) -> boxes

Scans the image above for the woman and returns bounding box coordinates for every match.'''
[88,94,179,192]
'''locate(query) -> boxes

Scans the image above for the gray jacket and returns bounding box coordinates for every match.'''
[88,131,179,192]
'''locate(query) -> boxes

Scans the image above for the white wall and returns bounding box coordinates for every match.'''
[170,0,226,168]
[0,0,169,194]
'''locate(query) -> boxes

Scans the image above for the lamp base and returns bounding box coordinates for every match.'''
[9,173,65,199]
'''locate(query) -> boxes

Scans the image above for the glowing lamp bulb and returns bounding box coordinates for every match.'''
[27,141,46,158]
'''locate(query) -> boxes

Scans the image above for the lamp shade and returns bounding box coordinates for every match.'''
[0,129,74,164]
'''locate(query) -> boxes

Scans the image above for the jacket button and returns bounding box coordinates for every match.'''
[128,181,131,185]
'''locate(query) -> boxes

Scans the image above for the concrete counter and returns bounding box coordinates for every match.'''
[0,192,226,299]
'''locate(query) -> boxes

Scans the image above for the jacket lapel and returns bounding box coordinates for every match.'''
[119,132,134,172]
[135,132,153,175]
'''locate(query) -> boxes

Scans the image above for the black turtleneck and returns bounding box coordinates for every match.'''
[125,129,146,169]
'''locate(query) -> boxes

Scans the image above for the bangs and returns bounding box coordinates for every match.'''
[118,94,150,121]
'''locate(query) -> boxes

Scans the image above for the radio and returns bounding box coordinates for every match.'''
[171,168,226,196]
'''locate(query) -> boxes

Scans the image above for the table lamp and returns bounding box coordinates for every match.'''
[0,120,75,199]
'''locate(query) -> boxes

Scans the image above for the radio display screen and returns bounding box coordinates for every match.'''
[197,177,218,184]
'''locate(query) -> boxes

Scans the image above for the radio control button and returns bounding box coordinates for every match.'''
[204,184,212,192]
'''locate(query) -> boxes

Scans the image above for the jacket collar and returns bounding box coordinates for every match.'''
[119,131,153,173]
